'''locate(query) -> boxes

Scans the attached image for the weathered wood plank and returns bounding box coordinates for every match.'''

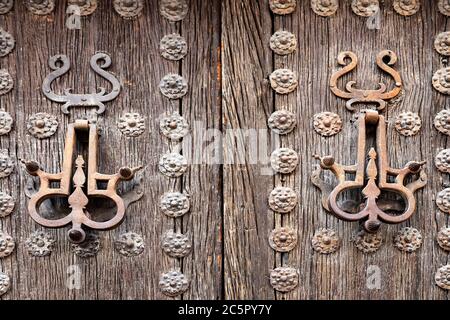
[224,0,450,299]
[222,0,275,299]
[0,0,221,300]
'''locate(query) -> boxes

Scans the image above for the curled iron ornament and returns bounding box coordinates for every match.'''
[329,50,402,111]
[312,110,427,233]
[22,120,142,243]
[42,53,121,114]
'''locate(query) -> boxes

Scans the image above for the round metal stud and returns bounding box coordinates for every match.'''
[68,0,97,16]
[0,150,13,178]
[436,188,450,213]
[393,0,420,16]
[353,230,382,253]
[159,112,189,140]
[269,0,296,15]
[434,109,450,135]
[269,30,296,55]
[269,69,298,94]
[0,110,12,136]
[0,271,10,297]
[0,0,13,14]
[0,192,14,218]
[113,0,144,19]
[439,0,450,16]
[0,231,14,258]
[26,0,55,15]
[0,69,13,96]
[159,152,188,178]
[312,228,340,254]
[160,33,187,61]
[435,265,450,290]
[351,0,379,17]
[268,110,297,135]
[161,230,191,258]
[313,112,342,137]
[25,231,56,257]
[71,232,101,258]
[437,227,450,251]
[117,112,145,137]
[0,27,14,57]
[270,148,299,174]
[434,32,450,56]
[394,112,421,136]
[269,267,299,293]
[435,149,450,173]
[27,113,58,139]
[268,186,298,213]
[114,232,144,257]
[393,227,422,253]
[159,73,188,99]
[159,270,189,296]
[160,192,190,218]
[432,67,450,95]
[311,0,338,17]
[269,227,297,252]
[159,0,188,22]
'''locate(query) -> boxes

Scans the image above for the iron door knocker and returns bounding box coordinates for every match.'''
[312,50,427,233]
[313,110,427,232]
[22,119,142,243]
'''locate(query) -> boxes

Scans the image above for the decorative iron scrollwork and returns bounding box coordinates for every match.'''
[22,119,142,243]
[329,50,402,111]
[312,110,427,233]
[42,53,121,114]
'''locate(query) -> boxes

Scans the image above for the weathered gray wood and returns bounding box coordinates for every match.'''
[0,0,221,300]
[223,0,450,299]
[0,0,449,300]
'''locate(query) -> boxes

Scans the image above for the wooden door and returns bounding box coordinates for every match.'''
[0,0,448,300]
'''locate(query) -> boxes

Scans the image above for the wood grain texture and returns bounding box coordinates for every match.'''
[223,0,450,299]
[0,0,221,300]
[0,0,449,300]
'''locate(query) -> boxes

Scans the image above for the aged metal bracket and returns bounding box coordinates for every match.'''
[42,52,121,114]
[22,119,142,243]
[329,50,402,111]
[312,110,427,233]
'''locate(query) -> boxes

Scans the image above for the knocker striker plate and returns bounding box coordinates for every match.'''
[312,110,427,233]
[22,120,142,243]
[329,50,402,111]
[42,52,121,114]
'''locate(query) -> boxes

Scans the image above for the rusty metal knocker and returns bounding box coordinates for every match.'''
[312,110,427,232]
[22,120,142,243]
